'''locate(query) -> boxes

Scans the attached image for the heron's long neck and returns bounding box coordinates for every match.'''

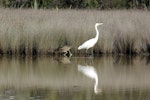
[95,25,99,42]
[94,76,98,93]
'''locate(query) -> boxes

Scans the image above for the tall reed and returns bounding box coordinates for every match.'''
[0,9,149,55]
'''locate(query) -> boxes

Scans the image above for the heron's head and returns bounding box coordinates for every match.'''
[96,23,103,26]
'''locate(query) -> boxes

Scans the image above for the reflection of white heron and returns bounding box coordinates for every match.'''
[78,64,101,94]
[78,23,103,52]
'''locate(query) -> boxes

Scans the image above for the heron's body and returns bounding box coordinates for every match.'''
[78,38,97,50]
[78,23,103,52]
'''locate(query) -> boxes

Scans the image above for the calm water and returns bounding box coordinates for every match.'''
[0,55,150,100]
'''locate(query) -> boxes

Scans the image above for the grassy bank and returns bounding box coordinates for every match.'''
[0,9,150,55]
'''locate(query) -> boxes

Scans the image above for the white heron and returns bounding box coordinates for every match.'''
[78,64,101,94]
[78,23,103,53]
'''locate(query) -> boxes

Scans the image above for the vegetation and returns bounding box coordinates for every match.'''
[0,9,149,56]
[0,0,150,9]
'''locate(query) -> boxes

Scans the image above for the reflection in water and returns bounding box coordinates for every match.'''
[78,64,101,94]
[0,56,149,99]
[0,56,150,90]
[3,88,16,99]
[112,55,150,66]
[30,89,48,100]
[54,56,71,64]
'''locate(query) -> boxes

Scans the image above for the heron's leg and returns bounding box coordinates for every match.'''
[85,49,89,56]
[86,49,88,53]
[90,52,94,57]
[90,48,94,56]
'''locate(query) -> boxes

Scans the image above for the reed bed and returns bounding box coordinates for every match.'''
[0,9,150,55]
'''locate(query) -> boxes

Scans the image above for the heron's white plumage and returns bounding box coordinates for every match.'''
[78,23,103,51]
[78,38,96,50]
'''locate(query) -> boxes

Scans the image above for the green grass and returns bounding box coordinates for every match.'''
[0,9,150,55]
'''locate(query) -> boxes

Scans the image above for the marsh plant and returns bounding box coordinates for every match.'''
[0,9,150,55]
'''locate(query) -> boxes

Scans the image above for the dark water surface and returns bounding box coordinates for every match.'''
[0,55,150,100]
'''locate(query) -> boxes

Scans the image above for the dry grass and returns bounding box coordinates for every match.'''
[0,9,150,55]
